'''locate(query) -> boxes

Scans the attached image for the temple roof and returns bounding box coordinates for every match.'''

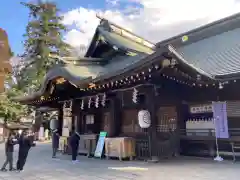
[85,18,155,57]
[14,64,95,102]
[20,14,240,103]
[15,18,158,103]
[156,12,240,81]
[15,53,148,102]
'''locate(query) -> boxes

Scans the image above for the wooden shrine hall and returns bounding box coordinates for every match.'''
[16,13,240,160]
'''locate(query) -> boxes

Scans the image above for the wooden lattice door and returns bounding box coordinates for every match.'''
[157,106,178,132]
[102,112,110,134]
[155,106,179,158]
[121,109,140,134]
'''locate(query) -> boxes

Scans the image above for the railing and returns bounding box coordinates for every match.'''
[135,138,149,160]
[180,128,240,137]
[135,128,240,160]
[180,129,215,137]
[229,128,240,137]
[135,130,179,160]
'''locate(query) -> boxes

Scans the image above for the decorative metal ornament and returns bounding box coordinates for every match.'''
[101,93,106,107]
[80,99,84,110]
[182,35,189,42]
[95,95,99,108]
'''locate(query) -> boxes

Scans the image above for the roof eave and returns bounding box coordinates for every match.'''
[214,72,240,81]
[14,66,93,103]
[84,29,100,57]
[167,45,215,80]
[93,47,169,83]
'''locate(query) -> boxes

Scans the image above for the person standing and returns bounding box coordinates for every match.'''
[1,132,17,171]
[70,130,80,162]
[16,131,34,172]
[52,129,59,158]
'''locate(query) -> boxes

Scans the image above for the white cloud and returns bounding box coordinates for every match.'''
[62,0,240,51]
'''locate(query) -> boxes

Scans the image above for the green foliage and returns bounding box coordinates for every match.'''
[19,0,70,92]
[0,76,27,122]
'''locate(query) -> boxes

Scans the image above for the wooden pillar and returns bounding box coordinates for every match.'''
[145,86,158,160]
[58,107,63,136]
[76,112,82,134]
[108,97,121,137]
[72,100,79,133]
[176,102,188,155]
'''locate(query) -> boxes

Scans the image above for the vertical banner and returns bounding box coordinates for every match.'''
[212,101,229,138]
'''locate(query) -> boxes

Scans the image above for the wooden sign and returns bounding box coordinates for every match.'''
[190,104,212,114]
[94,131,107,158]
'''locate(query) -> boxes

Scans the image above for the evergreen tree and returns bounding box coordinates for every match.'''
[19,0,70,92]
[0,1,70,122]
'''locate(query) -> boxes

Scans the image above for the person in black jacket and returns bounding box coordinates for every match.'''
[70,130,80,162]
[16,131,34,172]
[52,129,59,158]
[1,132,17,171]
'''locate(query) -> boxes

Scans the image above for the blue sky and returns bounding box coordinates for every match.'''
[0,0,107,55]
[1,0,239,57]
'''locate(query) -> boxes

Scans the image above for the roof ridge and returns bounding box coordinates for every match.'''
[96,14,155,49]
[156,12,240,48]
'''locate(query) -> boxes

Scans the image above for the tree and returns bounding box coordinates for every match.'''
[0,1,70,123]
[0,75,28,122]
[19,0,70,92]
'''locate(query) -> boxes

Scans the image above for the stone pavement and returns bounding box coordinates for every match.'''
[0,142,239,180]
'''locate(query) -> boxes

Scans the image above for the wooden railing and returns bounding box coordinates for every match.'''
[134,128,240,160]
[180,128,240,137]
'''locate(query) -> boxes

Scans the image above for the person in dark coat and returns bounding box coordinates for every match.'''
[52,129,59,158]
[16,131,34,172]
[70,131,80,162]
[1,132,17,171]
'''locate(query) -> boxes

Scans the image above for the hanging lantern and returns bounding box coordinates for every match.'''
[95,95,99,108]
[50,118,58,130]
[88,97,92,108]
[80,99,84,110]
[49,84,55,94]
[132,88,138,104]
[101,93,106,107]
[138,110,151,128]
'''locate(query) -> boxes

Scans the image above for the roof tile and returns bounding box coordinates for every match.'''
[176,28,240,76]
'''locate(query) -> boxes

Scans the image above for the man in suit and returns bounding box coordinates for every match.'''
[16,131,34,172]
[70,130,80,162]
[52,129,59,158]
